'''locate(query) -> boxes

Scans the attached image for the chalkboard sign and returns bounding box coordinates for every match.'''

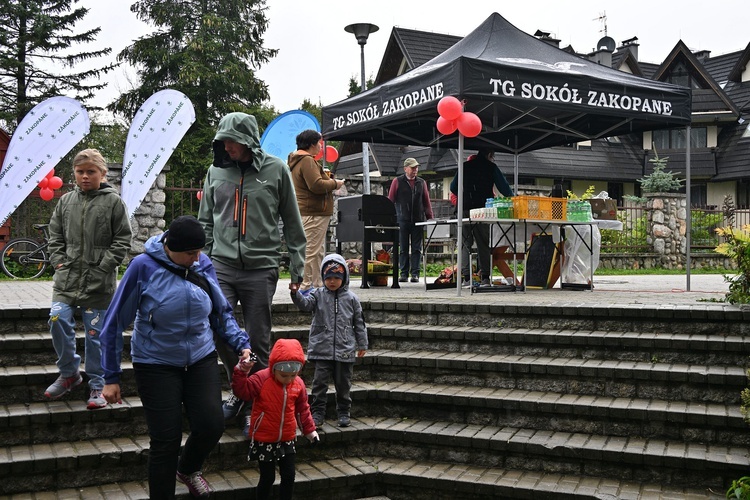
[523,234,560,289]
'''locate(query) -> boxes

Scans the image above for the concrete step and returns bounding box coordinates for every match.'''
[5,457,715,499]
[0,417,741,496]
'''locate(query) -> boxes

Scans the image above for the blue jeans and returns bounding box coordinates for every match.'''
[48,301,105,390]
[398,221,423,278]
[134,352,224,500]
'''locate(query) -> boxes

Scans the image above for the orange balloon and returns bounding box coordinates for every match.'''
[325,146,339,163]
[436,116,457,135]
[40,187,54,201]
[457,112,482,138]
[48,176,63,190]
[437,96,462,121]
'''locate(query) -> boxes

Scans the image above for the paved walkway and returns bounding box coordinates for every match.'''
[0,273,733,309]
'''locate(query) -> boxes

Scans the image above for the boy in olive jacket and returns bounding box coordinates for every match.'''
[45,149,132,409]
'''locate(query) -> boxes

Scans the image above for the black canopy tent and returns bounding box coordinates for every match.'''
[322,12,693,293]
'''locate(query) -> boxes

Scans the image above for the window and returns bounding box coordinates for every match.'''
[737,181,750,208]
[606,182,623,204]
[666,62,703,89]
[652,127,707,149]
[689,183,708,207]
[428,181,443,200]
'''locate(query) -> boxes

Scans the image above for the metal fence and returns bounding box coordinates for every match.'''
[9,181,748,259]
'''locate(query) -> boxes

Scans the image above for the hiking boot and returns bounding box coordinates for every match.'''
[86,389,107,410]
[313,414,325,428]
[176,470,212,498]
[44,373,83,399]
[338,414,351,427]
[222,394,244,420]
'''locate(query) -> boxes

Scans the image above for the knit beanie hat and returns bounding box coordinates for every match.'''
[323,261,345,281]
[165,215,206,252]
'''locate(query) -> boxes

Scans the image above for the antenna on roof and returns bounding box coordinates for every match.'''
[593,11,607,36]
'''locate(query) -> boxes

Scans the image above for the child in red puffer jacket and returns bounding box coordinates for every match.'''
[232,338,319,500]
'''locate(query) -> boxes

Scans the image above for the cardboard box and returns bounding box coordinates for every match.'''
[587,199,618,220]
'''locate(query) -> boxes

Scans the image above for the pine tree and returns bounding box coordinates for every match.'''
[107,0,278,182]
[0,0,115,130]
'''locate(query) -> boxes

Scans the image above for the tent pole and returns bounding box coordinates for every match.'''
[686,125,691,291]
[456,134,465,296]
[514,135,519,192]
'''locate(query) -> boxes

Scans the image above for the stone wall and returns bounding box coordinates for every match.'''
[106,165,167,257]
[645,193,688,268]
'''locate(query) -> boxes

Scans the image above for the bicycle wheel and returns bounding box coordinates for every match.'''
[0,238,49,279]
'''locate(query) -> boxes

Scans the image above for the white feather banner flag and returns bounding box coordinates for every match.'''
[0,96,90,226]
[122,89,196,218]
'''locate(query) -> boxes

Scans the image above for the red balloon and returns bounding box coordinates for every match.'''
[325,146,339,163]
[46,169,55,179]
[39,187,54,201]
[38,177,49,189]
[436,116,457,135]
[314,149,324,161]
[196,190,203,201]
[437,96,462,121]
[457,112,482,138]
[48,176,63,190]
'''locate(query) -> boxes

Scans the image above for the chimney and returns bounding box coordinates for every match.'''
[618,36,639,61]
[693,49,711,62]
[589,36,615,67]
[534,29,561,48]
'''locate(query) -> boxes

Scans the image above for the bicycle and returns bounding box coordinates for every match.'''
[0,223,52,279]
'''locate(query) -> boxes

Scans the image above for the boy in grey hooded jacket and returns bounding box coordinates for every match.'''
[291,253,368,428]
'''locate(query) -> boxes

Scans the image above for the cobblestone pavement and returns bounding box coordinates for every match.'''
[0,273,733,309]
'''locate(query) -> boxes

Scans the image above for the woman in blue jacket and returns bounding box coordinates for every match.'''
[100,216,252,499]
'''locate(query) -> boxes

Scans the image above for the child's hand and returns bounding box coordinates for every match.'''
[357,349,367,358]
[306,430,320,444]
[237,352,257,373]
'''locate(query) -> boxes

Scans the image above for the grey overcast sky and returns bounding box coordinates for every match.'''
[76,0,748,118]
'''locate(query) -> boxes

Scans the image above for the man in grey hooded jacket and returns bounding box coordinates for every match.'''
[198,112,306,420]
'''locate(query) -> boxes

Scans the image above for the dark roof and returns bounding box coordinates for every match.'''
[337,15,750,185]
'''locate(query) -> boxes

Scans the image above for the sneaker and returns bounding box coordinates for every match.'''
[176,470,212,498]
[398,276,408,283]
[480,278,491,287]
[44,373,83,399]
[222,394,244,420]
[410,277,419,283]
[86,389,107,410]
[461,279,472,287]
[338,414,351,427]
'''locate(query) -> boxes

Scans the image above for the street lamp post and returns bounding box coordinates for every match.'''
[345,22,379,194]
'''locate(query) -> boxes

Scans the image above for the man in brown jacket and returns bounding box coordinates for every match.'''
[288,129,345,291]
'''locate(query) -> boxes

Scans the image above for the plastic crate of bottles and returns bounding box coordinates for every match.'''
[512,195,567,220]
[566,200,593,222]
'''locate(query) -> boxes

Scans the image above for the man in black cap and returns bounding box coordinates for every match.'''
[387,157,434,282]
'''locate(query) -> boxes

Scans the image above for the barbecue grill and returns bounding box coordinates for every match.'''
[335,194,400,289]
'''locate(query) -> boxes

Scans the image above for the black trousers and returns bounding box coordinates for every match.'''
[134,352,224,499]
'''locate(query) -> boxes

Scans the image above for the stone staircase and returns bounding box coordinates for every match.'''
[1,299,749,499]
